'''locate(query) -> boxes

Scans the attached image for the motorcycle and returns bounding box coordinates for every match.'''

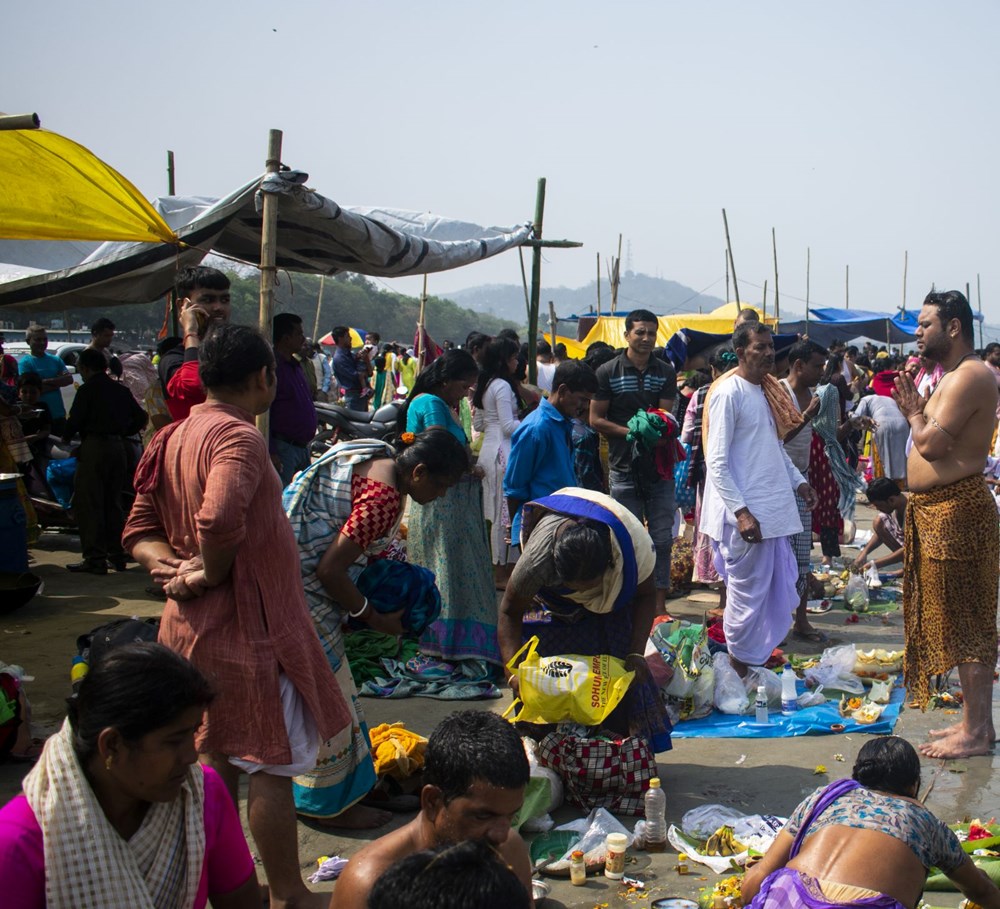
[313,401,402,454]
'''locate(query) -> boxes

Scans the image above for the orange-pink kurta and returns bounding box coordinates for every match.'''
[123,401,349,764]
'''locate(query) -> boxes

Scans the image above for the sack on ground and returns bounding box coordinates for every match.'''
[504,636,633,726]
[650,619,714,721]
[538,731,656,816]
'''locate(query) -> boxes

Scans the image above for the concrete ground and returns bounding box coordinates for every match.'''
[1,504,993,908]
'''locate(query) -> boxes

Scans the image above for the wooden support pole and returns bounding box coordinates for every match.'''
[416,274,428,373]
[518,248,531,325]
[549,300,557,355]
[256,128,283,437]
[521,238,584,249]
[902,250,908,314]
[312,274,326,340]
[725,249,730,306]
[806,247,811,329]
[0,113,40,130]
[772,227,780,321]
[527,178,546,385]
[596,252,601,316]
[978,274,984,349]
[722,209,741,306]
[167,149,179,337]
[612,233,622,314]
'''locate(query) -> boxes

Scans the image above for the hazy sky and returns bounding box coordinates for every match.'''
[7,1,1000,321]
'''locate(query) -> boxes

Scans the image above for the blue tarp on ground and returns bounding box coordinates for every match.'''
[669,684,904,739]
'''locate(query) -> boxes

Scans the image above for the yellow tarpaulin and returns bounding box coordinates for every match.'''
[553,334,588,359]
[579,304,778,349]
[0,129,177,244]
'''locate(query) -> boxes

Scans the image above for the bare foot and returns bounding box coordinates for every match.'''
[919,730,995,760]
[927,720,965,739]
[307,803,393,830]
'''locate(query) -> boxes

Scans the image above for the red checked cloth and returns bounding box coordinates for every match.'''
[537,731,656,816]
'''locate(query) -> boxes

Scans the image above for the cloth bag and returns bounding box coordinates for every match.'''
[503,636,634,726]
[537,731,656,816]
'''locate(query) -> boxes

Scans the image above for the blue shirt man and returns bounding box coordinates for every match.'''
[18,327,72,424]
[504,361,599,543]
[331,325,369,412]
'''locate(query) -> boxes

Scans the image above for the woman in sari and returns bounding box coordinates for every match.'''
[0,643,258,909]
[497,487,672,753]
[400,350,500,668]
[283,430,469,828]
[742,736,1000,909]
[472,337,522,588]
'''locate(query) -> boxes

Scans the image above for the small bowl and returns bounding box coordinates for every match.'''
[830,723,846,733]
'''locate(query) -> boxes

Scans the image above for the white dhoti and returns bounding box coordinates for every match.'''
[713,524,799,666]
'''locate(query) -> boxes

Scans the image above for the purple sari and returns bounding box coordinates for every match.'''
[748,779,908,909]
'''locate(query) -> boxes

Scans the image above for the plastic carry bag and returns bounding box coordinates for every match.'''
[503,636,634,726]
[711,653,782,715]
[650,620,715,720]
[682,804,748,839]
[844,573,870,611]
[803,643,864,694]
[863,561,882,589]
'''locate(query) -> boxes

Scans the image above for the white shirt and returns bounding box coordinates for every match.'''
[700,375,806,541]
[536,360,556,393]
[779,378,812,474]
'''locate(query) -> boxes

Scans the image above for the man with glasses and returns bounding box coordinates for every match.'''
[590,308,677,612]
[158,266,232,421]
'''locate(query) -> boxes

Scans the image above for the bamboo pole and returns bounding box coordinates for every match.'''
[549,300,557,355]
[167,150,179,337]
[725,249,730,306]
[0,113,40,130]
[977,274,984,349]
[416,274,428,373]
[256,128,282,437]
[312,275,326,340]
[527,179,546,385]
[902,250,908,314]
[772,227,780,321]
[596,253,601,316]
[518,248,531,325]
[722,209,741,307]
[612,234,622,314]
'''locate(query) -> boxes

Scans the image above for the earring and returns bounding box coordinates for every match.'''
[105,756,113,771]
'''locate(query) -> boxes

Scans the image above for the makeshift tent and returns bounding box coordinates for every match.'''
[579,304,778,349]
[663,328,799,372]
[0,170,533,311]
[0,128,177,245]
[779,308,915,346]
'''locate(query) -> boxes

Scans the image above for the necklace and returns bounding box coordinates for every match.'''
[946,352,978,373]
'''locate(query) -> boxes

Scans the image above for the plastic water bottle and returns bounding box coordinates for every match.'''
[781,665,799,716]
[643,777,667,852]
[754,685,769,724]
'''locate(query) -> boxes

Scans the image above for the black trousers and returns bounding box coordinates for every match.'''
[72,435,128,562]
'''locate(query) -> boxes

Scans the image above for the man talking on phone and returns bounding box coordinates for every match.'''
[158,266,232,421]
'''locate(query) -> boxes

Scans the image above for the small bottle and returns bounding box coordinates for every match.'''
[643,777,667,852]
[676,852,690,874]
[569,850,586,886]
[781,665,799,716]
[754,685,769,724]
[604,833,628,880]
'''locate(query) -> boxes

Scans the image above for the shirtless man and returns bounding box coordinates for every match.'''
[851,478,907,573]
[892,290,999,759]
[329,710,532,909]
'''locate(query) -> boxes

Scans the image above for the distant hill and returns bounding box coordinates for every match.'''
[443,271,728,324]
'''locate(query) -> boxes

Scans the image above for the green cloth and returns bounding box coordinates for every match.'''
[343,630,420,685]
[625,409,667,448]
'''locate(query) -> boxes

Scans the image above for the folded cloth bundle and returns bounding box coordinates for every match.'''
[354,559,442,634]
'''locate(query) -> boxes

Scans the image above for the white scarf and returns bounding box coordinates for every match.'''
[22,719,206,909]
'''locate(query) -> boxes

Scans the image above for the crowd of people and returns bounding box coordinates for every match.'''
[1,270,999,908]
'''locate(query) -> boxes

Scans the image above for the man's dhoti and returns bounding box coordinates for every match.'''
[713,525,799,666]
[903,474,999,709]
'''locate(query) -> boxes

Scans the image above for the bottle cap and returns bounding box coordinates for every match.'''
[757,685,766,695]
[678,852,689,860]
[571,850,584,859]
[649,777,661,788]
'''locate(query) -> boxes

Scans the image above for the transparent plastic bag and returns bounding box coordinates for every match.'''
[804,643,864,694]
[713,651,750,714]
[845,573,870,611]
[681,804,748,839]
[864,561,882,589]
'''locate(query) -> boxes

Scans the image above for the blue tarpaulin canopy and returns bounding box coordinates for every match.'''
[780,306,984,347]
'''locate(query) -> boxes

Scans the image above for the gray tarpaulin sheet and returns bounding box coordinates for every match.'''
[0,171,532,310]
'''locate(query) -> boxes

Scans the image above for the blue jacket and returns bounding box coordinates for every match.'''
[503,398,576,541]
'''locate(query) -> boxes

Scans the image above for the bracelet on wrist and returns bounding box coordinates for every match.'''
[507,674,518,686]
[626,652,646,661]
[347,597,369,619]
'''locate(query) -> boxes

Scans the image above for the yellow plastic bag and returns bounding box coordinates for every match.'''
[503,636,634,726]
